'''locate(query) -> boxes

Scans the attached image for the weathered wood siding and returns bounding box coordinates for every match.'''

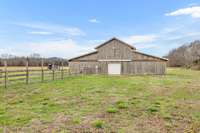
[121,61,166,75]
[97,40,133,59]
[97,61,166,75]
[69,38,167,75]
[69,62,98,74]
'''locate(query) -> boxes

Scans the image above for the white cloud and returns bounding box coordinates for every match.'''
[123,35,157,44]
[166,6,200,18]
[87,39,105,45]
[28,31,53,35]
[28,39,93,58]
[186,31,200,36]
[121,35,158,50]
[134,44,159,49]
[162,26,184,34]
[15,22,86,36]
[89,18,100,23]
[0,39,94,58]
[188,3,198,6]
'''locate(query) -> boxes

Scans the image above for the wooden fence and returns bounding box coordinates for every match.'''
[0,60,70,88]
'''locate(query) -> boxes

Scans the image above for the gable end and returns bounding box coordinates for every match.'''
[95,37,136,50]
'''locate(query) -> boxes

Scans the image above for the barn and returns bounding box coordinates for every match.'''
[68,37,168,75]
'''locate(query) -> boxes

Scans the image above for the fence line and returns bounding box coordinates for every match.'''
[0,60,71,88]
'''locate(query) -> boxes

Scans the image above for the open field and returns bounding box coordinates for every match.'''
[1,68,200,132]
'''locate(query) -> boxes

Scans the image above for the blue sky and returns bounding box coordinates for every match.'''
[0,0,200,58]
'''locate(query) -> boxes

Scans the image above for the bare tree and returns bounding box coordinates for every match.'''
[0,53,68,67]
[166,40,200,68]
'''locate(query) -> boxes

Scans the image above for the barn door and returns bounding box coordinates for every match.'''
[108,63,121,75]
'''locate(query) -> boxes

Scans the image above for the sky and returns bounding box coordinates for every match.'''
[0,0,200,59]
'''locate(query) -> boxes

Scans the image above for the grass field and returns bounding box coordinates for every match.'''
[1,68,200,132]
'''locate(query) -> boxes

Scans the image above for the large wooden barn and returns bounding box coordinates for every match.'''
[69,37,168,75]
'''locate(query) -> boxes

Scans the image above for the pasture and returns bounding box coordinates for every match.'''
[1,68,200,132]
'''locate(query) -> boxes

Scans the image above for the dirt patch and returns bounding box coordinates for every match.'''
[134,116,167,133]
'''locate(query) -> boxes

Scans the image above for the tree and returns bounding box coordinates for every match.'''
[166,40,200,67]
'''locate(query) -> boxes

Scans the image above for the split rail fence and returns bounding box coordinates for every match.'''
[0,60,71,88]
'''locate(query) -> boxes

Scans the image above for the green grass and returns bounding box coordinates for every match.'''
[106,107,118,113]
[1,68,200,132]
[92,120,105,128]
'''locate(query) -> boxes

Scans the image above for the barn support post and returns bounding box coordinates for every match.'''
[41,58,44,82]
[4,60,7,88]
[26,57,29,84]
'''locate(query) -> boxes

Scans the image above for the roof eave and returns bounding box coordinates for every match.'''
[133,50,168,61]
[68,51,98,62]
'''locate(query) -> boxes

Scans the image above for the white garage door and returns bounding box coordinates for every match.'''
[108,63,121,75]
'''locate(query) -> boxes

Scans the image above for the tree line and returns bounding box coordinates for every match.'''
[165,40,200,68]
[0,53,68,66]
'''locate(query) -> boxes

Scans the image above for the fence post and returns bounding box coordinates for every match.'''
[68,68,70,76]
[52,63,55,80]
[26,58,29,84]
[61,62,64,79]
[0,69,2,86]
[41,58,44,82]
[4,60,7,88]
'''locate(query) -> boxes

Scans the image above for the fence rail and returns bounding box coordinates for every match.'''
[0,68,71,88]
[0,60,71,88]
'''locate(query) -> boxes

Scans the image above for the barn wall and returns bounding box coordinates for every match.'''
[122,61,166,75]
[69,62,98,74]
[69,61,166,75]
[98,61,166,75]
[97,40,133,59]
